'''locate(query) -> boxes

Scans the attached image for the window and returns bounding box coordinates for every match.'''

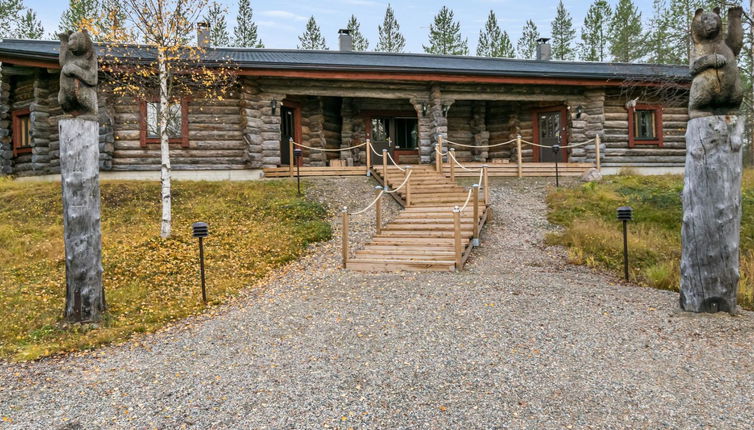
[11,108,32,156]
[627,104,663,147]
[140,98,189,148]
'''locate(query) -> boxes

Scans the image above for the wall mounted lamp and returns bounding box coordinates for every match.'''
[442,104,451,117]
[271,99,278,115]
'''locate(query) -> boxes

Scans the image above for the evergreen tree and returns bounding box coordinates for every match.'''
[17,8,43,39]
[579,0,612,61]
[346,15,368,51]
[424,6,468,55]
[234,0,263,48]
[551,0,576,60]
[376,4,405,53]
[204,2,230,46]
[609,0,644,62]
[645,0,678,64]
[0,0,23,38]
[99,0,129,42]
[517,19,540,59]
[298,16,327,50]
[58,0,100,33]
[477,11,515,58]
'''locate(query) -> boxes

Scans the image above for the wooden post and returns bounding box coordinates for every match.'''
[516,134,523,179]
[437,135,444,175]
[341,207,349,268]
[60,118,104,323]
[375,186,382,235]
[289,138,294,177]
[435,144,441,172]
[472,184,480,245]
[405,167,412,207]
[595,134,601,172]
[482,165,490,205]
[366,139,372,176]
[449,148,456,182]
[453,207,462,270]
[680,116,744,313]
[382,149,388,183]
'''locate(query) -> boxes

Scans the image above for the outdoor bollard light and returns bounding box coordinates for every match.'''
[294,147,303,196]
[617,206,633,281]
[192,222,209,303]
[551,144,561,187]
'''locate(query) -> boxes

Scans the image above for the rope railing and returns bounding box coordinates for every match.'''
[518,137,596,149]
[383,169,412,193]
[458,187,474,212]
[385,150,406,172]
[349,190,385,215]
[447,149,475,172]
[291,139,368,152]
[444,138,517,149]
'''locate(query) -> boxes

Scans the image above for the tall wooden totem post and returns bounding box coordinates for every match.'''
[681,7,744,313]
[58,30,105,322]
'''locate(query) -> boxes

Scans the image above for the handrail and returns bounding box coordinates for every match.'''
[444,138,517,149]
[518,137,595,149]
[383,169,412,193]
[350,190,385,215]
[291,139,368,152]
[385,150,406,172]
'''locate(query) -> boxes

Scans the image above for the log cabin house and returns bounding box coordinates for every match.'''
[0,34,690,179]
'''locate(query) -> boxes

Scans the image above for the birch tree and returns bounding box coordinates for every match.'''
[424,6,468,55]
[103,0,237,238]
[376,3,406,53]
[517,19,540,59]
[346,15,369,51]
[551,0,576,60]
[233,0,263,47]
[298,16,327,50]
[579,0,612,61]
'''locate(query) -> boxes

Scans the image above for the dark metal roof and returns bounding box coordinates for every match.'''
[0,39,691,82]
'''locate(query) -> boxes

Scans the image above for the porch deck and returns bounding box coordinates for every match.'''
[263,162,594,178]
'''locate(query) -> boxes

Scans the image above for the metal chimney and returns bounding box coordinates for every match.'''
[536,38,551,61]
[338,29,353,52]
[197,21,211,48]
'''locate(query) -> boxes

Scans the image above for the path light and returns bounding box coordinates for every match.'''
[551,144,561,187]
[192,222,209,303]
[294,148,303,196]
[617,207,633,281]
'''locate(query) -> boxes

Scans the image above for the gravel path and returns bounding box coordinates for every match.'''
[2,176,754,429]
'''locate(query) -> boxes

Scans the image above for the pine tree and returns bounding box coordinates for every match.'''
[17,8,43,39]
[579,0,612,61]
[58,0,100,33]
[645,0,678,64]
[477,11,515,58]
[234,0,263,48]
[346,15,368,51]
[0,0,23,38]
[298,16,327,50]
[517,20,540,59]
[99,0,129,42]
[204,2,230,46]
[376,3,406,53]
[609,0,644,62]
[424,6,468,55]
[551,0,576,60]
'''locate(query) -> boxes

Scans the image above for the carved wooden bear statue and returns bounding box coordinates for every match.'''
[688,7,743,119]
[58,30,98,119]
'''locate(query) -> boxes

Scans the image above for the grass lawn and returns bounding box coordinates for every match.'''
[547,171,754,311]
[0,178,331,361]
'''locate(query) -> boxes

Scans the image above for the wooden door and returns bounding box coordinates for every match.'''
[280,106,295,166]
[534,108,568,162]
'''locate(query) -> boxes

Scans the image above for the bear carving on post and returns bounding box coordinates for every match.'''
[688,7,743,119]
[58,30,98,119]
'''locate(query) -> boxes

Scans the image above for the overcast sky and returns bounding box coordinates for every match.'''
[27,0,658,52]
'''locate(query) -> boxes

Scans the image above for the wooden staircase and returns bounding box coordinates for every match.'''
[345,165,489,272]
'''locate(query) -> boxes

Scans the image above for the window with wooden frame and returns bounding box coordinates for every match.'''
[139,98,189,148]
[11,108,32,156]
[627,104,663,147]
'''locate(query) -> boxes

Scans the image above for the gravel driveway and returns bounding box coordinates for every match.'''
[1,176,753,429]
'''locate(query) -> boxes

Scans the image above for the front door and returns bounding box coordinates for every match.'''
[535,109,567,162]
[280,106,295,166]
[368,117,418,164]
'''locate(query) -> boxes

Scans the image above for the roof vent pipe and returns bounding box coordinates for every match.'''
[338,29,353,52]
[536,38,551,61]
[197,21,211,48]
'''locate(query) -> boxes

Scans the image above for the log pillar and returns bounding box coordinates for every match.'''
[680,115,744,314]
[60,118,105,322]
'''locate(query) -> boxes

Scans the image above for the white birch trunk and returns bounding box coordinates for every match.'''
[60,118,104,322]
[159,52,172,238]
[680,115,744,313]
